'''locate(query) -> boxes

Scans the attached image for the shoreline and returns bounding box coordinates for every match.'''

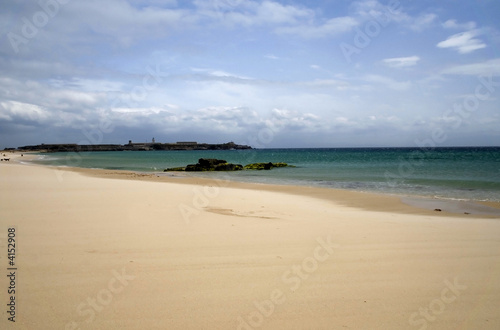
[10,152,500,218]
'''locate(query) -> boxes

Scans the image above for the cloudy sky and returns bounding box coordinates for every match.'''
[1,0,499,148]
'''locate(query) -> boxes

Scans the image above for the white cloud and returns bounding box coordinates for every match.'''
[351,0,406,24]
[335,116,349,124]
[437,30,486,54]
[193,0,315,28]
[210,70,250,79]
[276,16,358,38]
[64,78,125,93]
[190,68,252,80]
[441,58,500,76]
[442,19,476,30]
[255,1,313,25]
[206,1,361,41]
[65,1,193,45]
[382,56,420,68]
[107,104,325,136]
[269,108,324,131]
[409,13,438,32]
[0,101,50,123]
[351,1,435,32]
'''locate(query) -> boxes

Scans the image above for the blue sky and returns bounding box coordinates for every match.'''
[1,0,499,148]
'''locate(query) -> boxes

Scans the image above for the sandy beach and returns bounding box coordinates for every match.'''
[1,154,500,329]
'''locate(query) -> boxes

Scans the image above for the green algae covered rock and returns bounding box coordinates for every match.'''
[243,162,294,170]
[165,159,294,172]
[165,158,243,172]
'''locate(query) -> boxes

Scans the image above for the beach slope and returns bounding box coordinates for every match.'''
[1,161,500,329]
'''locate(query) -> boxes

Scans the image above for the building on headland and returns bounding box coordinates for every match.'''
[18,140,252,152]
[126,140,150,151]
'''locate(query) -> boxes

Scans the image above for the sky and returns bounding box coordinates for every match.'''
[1,0,500,148]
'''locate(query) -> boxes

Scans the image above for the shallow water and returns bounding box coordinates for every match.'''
[32,147,500,202]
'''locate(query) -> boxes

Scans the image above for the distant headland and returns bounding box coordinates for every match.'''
[17,140,252,152]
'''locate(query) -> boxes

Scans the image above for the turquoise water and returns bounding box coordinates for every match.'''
[31,147,500,202]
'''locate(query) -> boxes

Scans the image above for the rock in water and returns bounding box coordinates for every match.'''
[243,162,294,170]
[198,158,227,167]
[165,159,292,172]
[215,163,243,171]
[170,158,242,171]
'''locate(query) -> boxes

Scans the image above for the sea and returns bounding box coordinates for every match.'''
[30,147,500,202]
